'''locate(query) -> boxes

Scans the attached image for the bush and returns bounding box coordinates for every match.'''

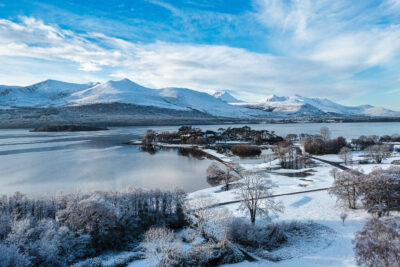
[228,218,287,249]
[304,136,347,155]
[230,144,261,157]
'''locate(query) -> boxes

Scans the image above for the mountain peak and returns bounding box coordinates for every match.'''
[213,90,243,103]
[103,79,150,90]
[263,94,288,102]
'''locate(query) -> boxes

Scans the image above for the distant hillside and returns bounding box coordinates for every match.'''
[0,79,399,127]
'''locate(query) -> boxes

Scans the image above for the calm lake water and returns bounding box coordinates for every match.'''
[1,122,400,196]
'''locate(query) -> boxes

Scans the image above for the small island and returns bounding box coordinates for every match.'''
[31,124,109,132]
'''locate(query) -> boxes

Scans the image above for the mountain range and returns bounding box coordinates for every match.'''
[0,79,399,127]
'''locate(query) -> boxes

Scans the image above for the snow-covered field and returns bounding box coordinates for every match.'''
[187,149,400,266]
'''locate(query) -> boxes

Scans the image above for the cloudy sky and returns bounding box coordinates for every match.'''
[1,0,400,110]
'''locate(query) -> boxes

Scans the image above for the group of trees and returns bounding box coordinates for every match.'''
[0,171,284,266]
[304,135,347,155]
[273,141,309,169]
[0,188,186,266]
[142,126,285,147]
[379,134,400,142]
[364,144,392,164]
[351,135,379,151]
[329,166,400,213]
[330,166,400,266]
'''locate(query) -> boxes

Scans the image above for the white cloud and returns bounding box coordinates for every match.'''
[0,17,122,71]
[0,13,400,102]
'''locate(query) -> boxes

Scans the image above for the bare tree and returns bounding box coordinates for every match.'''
[353,217,400,267]
[320,126,331,141]
[365,145,391,164]
[329,168,361,209]
[206,163,236,190]
[236,174,283,225]
[338,147,352,165]
[223,166,234,191]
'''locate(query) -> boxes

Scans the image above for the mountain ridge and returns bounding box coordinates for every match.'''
[0,79,399,120]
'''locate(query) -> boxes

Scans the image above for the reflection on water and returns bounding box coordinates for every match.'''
[0,130,212,196]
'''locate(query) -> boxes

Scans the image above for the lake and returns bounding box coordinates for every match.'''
[1,122,400,196]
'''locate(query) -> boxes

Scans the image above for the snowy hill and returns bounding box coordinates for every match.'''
[233,94,400,117]
[159,87,261,117]
[213,91,243,103]
[0,79,399,121]
[0,80,94,108]
[67,79,182,110]
[66,79,262,117]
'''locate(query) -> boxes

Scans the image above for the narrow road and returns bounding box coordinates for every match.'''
[206,187,331,208]
[206,155,352,208]
[307,155,350,171]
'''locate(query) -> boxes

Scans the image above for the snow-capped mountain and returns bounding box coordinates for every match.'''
[0,79,95,108]
[0,79,263,118]
[213,91,243,103]
[232,94,400,117]
[0,79,399,121]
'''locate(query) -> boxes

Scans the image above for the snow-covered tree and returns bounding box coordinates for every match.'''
[57,194,118,251]
[0,244,30,267]
[184,193,233,243]
[353,217,400,267]
[365,144,391,164]
[236,174,283,225]
[141,227,183,267]
[329,169,361,209]
[338,147,352,165]
[358,167,400,212]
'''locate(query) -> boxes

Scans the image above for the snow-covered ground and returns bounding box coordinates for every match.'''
[188,149,400,266]
[90,148,400,266]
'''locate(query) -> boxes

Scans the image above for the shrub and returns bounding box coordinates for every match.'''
[228,218,287,249]
[230,144,261,157]
[304,136,347,155]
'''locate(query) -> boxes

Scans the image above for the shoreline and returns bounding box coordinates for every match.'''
[2,117,400,129]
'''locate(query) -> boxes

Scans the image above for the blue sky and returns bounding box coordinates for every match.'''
[0,0,400,110]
